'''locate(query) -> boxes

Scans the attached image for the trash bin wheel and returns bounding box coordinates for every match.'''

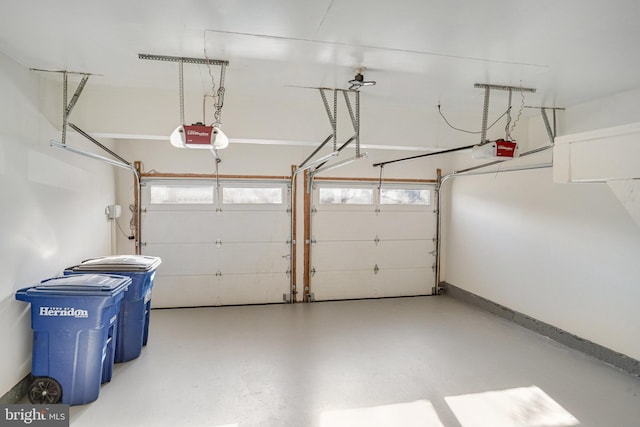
[28,377,62,404]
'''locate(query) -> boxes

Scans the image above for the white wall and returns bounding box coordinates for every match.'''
[442,89,640,361]
[0,53,116,397]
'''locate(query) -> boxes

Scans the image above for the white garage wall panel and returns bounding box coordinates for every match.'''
[141,179,291,307]
[310,182,436,300]
[443,167,640,361]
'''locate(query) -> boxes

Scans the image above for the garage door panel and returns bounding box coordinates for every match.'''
[214,243,290,274]
[215,210,290,241]
[151,275,218,308]
[143,210,218,243]
[312,241,434,271]
[147,243,289,276]
[311,270,377,301]
[151,273,288,308]
[312,210,378,240]
[145,243,219,275]
[373,269,433,297]
[376,240,434,268]
[312,241,378,271]
[212,274,289,305]
[373,211,435,239]
[144,210,289,244]
[311,269,434,302]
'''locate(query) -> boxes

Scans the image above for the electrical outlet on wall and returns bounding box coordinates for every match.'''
[105,204,122,219]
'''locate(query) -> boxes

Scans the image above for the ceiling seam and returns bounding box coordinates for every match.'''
[201,29,550,69]
[315,0,337,36]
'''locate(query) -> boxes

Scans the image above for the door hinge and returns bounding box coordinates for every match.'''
[374,264,379,274]
[374,235,380,246]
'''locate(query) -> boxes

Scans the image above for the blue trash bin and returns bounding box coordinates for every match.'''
[65,255,161,363]
[15,274,130,406]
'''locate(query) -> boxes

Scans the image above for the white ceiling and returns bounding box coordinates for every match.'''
[1,0,640,116]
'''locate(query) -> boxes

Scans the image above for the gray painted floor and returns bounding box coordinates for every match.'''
[67,296,640,426]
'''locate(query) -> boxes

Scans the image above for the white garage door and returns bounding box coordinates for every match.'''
[310,181,436,301]
[141,179,291,307]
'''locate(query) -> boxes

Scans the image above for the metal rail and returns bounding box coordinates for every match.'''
[138,53,229,66]
[373,144,476,167]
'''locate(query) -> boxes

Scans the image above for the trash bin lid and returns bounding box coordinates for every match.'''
[70,255,161,272]
[17,274,131,297]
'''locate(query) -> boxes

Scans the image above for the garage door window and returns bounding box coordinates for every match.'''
[319,188,374,205]
[149,185,215,204]
[222,187,284,204]
[380,188,430,205]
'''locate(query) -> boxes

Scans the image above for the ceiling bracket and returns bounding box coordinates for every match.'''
[525,106,566,145]
[474,83,536,145]
[296,87,366,176]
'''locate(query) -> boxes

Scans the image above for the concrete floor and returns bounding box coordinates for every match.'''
[67,296,640,426]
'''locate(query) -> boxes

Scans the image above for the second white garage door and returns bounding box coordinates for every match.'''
[309,181,437,301]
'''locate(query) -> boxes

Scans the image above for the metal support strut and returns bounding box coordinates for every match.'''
[524,106,565,145]
[299,88,365,172]
[480,86,490,144]
[33,68,143,254]
[474,83,536,145]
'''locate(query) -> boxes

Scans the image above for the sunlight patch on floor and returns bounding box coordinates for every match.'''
[445,385,579,427]
[320,400,444,427]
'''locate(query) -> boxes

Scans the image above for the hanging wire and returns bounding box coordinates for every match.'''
[203,31,218,124]
[505,88,513,141]
[128,204,136,234]
[509,83,525,134]
[438,105,509,134]
[214,65,226,123]
[214,155,221,188]
[115,219,133,239]
[377,164,384,190]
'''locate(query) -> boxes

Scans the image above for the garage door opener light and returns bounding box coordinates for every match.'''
[170,123,229,150]
[139,54,230,153]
